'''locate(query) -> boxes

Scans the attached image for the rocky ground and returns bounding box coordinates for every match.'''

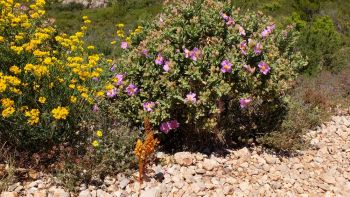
[1,113,350,197]
[60,0,108,8]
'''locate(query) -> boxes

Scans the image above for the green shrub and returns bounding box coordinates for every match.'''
[297,16,341,73]
[108,0,307,145]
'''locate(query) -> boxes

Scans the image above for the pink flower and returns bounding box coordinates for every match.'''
[110,65,116,72]
[126,84,138,96]
[238,25,246,36]
[240,98,252,108]
[143,101,156,112]
[243,64,256,74]
[221,13,235,26]
[221,12,229,20]
[114,74,124,86]
[184,48,191,58]
[106,88,118,98]
[258,61,271,75]
[121,42,128,49]
[169,120,180,130]
[254,43,263,55]
[190,47,201,61]
[155,53,164,65]
[142,49,150,57]
[160,120,180,134]
[261,24,276,38]
[185,92,197,103]
[240,40,248,55]
[226,17,235,25]
[221,60,232,73]
[163,61,170,72]
[93,104,99,112]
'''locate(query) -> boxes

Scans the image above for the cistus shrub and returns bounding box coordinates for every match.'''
[0,0,111,150]
[109,0,307,144]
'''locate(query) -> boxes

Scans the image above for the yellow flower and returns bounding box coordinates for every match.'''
[92,140,99,147]
[116,23,124,28]
[70,96,77,103]
[81,92,88,99]
[87,45,95,50]
[51,106,69,120]
[96,91,104,97]
[38,96,46,104]
[43,57,52,65]
[24,109,40,125]
[0,81,7,93]
[69,84,75,89]
[111,41,116,45]
[2,107,15,118]
[0,36,4,42]
[96,130,103,137]
[9,66,21,74]
[1,98,14,108]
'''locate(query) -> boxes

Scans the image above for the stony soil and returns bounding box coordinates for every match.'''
[60,0,108,8]
[1,114,350,197]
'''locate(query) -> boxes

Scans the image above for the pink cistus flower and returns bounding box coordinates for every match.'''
[184,48,201,61]
[261,24,276,38]
[20,5,28,11]
[121,42,128,49]
[142,49,150,57]
[243,64,256,74]
[226,17,235,26]
[110,65,116,72]
[106,88,118,98]
[221,60,232,73]
[258,61,271,75]
[240,98,252,108]
[155,53,164,65]
[143,101,156,112]
[163,61,170,72]
[238,25,246,36]
[190,47,201,61]
[114,74,124,86]
[240,40,248,55]
[184,48,191,58]
[185,92,197,103]
[92,104,99,112]
[126,84,138,96]
[221,12,229,20]
[221,13,235,26]
[254,43,263,55]
[160,120,180,134]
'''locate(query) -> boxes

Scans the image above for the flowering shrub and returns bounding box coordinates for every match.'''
[0,0,111,149]
[109,0,307,141]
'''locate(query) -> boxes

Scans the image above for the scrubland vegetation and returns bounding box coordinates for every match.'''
[0,0,349,191]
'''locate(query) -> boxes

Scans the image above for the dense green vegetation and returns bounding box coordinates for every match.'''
[232,0,349,73]
[46,0,163,56]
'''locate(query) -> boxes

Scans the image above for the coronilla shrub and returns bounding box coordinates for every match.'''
[0,0,112,149]
[108,0,307,142]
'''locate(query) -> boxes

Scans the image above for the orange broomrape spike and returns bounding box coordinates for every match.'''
[134,117,159,184]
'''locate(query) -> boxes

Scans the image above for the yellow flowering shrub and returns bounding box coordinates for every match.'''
[0,0,112,149]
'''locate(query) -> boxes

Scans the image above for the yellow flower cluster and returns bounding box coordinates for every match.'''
[114,23,143,45]
[24,109,40,125]
[0,0,112,129]
[51,106,69,120]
